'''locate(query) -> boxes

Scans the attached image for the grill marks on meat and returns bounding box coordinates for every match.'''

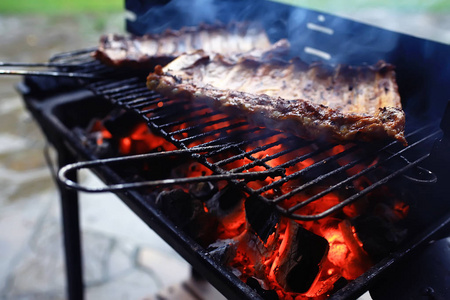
[146,51,406,145]
[93,23,281,68]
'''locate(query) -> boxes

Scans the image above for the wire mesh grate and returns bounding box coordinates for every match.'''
[52,51,442,220]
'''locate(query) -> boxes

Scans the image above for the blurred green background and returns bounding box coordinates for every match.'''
[278,0,450,13]
[0,0,122,14]
[0,0,449,14]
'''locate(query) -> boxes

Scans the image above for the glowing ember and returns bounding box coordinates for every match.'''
[393,200,410,220]
[323,227,348,266]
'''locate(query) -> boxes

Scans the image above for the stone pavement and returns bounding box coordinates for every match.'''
[0,14,201,300]
[0,73,203,299]
[0,10,448,300]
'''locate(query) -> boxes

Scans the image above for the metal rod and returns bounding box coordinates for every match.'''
[57,144,84,300]
[49,47,97,61]
[58,146,284,193]
[60,168,284,193]
[178,121,248,144]
[276,130,441,220]
[92,77,141,92]
[284,153,431,220]
[0,61,82,68]
[139,99,193,115]
[271,128,440,208]
[215,136,293,167]
[284,131,439,213]
[0,69,103,79]
[116,90,159,103]
[256,144,359,197]
[169,116,233,136]
[205,131,281,159]
[159,110,222,129]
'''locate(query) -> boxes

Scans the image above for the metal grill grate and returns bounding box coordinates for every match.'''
[55,51,441,220]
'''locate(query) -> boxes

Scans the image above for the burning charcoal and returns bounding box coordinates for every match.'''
[245,196,280,243]
[206,239,238,265]
[246,277,279,300]
[336,219,373,280]
[205,184,245,219]
[72,126,117,157]
[270,221,329,294]
[352,215,407,261]
[156,189,218,246]
[103,109,144,137]
[156,189,196,227]
[204,184,247,239]
[209,184,244,211]
[189,181,218,201]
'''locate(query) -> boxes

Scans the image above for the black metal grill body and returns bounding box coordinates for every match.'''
[18,1,450,300]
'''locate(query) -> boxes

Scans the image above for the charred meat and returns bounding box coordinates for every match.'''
[93,23,288,68]
[146,51,406,145]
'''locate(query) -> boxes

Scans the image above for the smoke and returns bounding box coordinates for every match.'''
[127,0,402,64]
[127,0,293,41]
[141,0,218,32]
[126,0,450,121]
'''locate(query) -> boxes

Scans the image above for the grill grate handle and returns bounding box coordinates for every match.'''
[0,69,103,79]
[57,146,285,193]
[0,58,103,79]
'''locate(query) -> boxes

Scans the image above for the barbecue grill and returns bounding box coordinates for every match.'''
[13,0,450,299]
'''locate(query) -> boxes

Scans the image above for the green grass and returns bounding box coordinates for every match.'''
[1,0,449,14]
[0,0,122,14]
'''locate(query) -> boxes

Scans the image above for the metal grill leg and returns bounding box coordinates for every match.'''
[57,146,84,300]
